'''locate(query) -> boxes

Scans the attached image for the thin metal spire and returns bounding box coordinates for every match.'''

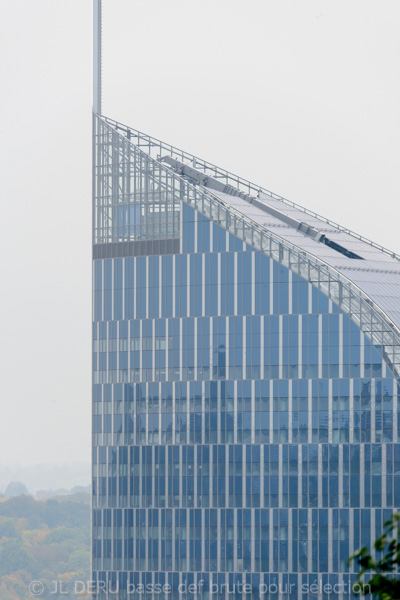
[93,0,102,114]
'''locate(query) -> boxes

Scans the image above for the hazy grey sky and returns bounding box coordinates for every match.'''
[0,0,399,469]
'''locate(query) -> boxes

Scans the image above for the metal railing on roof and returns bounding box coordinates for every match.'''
[98,115,400,377]
[102,115,400,264]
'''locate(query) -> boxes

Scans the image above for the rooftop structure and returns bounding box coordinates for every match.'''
[92,3,400,599]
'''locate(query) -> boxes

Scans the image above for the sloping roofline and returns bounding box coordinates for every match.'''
[94,114,400,378]
[102,115,400,264]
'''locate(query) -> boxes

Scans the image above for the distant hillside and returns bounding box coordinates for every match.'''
[0,463,90,495]
[0,493,90,600]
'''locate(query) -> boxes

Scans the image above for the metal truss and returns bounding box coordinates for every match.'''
[93,116,180,245]
[102,115,400,263]
[93,114,400,378]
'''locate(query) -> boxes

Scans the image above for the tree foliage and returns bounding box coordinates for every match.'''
[349,514,400,600]
[0,494,90,599]
[4,482,29,498]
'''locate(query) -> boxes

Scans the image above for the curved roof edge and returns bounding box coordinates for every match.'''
[97,115,400,378]
[102,115,400,264]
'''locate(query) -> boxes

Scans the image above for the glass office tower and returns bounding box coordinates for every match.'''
[92,113,400,599]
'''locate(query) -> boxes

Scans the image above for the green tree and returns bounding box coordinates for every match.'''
[0,493,90,596]
[4,482,29,498]
[67,549,90,573]
[0,538,37,577]
[349,514,400,600]
[0,517,17,538]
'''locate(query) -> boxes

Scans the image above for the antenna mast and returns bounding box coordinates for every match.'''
[93,0,102,114]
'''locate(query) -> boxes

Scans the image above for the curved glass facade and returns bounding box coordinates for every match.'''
[92,115,400,599]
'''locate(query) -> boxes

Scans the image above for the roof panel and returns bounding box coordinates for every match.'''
[209,188,400,329]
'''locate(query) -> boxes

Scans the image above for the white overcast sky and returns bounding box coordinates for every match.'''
[0,0,399,472]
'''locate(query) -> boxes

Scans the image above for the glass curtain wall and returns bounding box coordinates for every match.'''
[92,115,400,600]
